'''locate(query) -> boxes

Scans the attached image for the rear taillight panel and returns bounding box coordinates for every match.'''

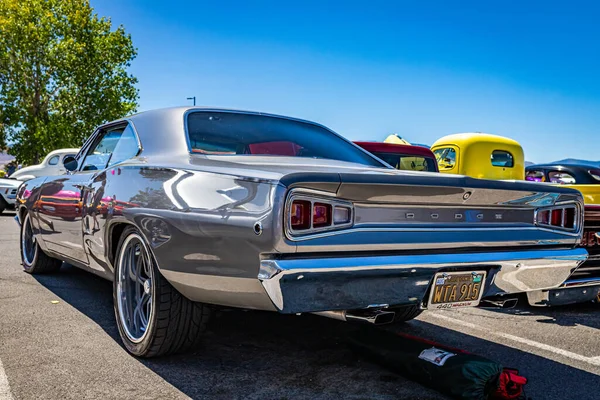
[286,193,353,237]
[535,204,580,232]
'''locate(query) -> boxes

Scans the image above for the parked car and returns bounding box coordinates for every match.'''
[431,133,525,180]
[9,148,79,181]
[524,164,600,304]
[16,107,587,357]
[0,178,22,214]
[354,141,439,172]
[525,164,600,204]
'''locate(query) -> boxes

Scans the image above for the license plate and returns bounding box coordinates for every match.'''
[428,271,486,309]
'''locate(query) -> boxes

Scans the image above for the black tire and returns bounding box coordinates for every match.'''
[113,226,211,358]
[20,212,62,274]
[0,197,7,215]
[390,305,423,323]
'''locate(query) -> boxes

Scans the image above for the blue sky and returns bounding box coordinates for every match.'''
[92,0,600,163]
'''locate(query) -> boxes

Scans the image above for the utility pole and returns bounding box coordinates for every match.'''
[187,96,196,106]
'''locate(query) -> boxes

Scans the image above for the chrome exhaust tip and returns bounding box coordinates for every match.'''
[313,309,396,325]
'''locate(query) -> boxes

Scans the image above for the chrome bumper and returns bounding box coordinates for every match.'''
[259,248,588,314]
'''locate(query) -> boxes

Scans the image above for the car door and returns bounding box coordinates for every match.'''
[82,123,141,275]
[39,125,129,266]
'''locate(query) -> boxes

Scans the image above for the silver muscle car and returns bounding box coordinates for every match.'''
[15,107,587,357]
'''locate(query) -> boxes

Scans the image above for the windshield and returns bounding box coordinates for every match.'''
[186,111,385,167]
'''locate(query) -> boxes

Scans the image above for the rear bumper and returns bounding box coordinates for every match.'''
[258,248,588,313]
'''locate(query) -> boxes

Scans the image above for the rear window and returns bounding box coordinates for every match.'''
[491,150,514,167]
[186,111,384,167]
[373,152,437,172]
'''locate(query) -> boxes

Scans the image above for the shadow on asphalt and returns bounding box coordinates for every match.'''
[33,264,600,400]
[482,298,600,330]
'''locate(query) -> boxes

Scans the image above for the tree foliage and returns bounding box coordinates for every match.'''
[0,0,139,164]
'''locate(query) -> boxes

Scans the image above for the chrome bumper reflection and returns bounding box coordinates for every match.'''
[259,248,588,314]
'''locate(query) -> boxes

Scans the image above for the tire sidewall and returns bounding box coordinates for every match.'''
[20,213,39,272]
[113,226,160,356]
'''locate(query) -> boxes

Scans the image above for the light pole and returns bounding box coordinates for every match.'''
[187,96,196,106]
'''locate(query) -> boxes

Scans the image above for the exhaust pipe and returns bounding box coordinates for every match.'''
[313,309,396,325]
[479,297,518,309]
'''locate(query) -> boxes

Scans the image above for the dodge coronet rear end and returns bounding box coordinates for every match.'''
[252,174,587,315]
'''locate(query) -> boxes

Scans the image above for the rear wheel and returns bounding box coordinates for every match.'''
[20,212,62,274]
[113,226,211,357]
[0,197,7,215]
[390,305,423,323]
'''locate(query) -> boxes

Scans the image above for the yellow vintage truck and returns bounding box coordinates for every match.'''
[431,133,525,180]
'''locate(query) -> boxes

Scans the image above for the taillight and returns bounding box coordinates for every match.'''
[288,195,353,235]
[312,203,331,228]
[291,200,311,230]
[536,205,578,231]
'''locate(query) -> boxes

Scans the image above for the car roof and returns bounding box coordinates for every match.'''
[527,164,599,172]
[432,133,522,149]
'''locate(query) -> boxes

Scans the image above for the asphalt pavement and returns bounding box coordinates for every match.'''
[0,211,599,399]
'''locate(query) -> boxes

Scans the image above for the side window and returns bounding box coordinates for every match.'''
[80,127,126,171]
[491,150,514,168]
[109,124,140,166]
[47,155,60,166]
[549,171,576,185]
[433,147,457,170]
[526,170,545,182]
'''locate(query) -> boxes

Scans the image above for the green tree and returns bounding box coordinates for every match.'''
[0,0,139,164]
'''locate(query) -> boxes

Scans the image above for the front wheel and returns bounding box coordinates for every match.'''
[20,212,62,274]
[113,226,211,357]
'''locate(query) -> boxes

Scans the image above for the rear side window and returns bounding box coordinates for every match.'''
[433,147,457,170]
[185,111,384,167]
[491,150,514,167]
[47,155,59,165]
[373,152,437,172]
[549,171,576,184]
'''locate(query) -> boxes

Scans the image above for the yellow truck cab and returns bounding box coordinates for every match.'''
[431,133,525,180]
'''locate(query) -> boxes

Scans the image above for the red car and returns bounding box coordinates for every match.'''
[354,141,439,172]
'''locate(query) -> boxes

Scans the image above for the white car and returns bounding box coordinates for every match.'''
[0,178,22,214]
[10,148,79,181]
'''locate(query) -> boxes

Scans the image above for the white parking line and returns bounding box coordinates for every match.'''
[0,358,14,400]
[428,313,600,367]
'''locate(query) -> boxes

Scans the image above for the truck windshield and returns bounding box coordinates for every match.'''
[186,111,385,167]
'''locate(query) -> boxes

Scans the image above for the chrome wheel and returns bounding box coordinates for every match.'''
[21,214,37,267]
[116,233,154,343]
